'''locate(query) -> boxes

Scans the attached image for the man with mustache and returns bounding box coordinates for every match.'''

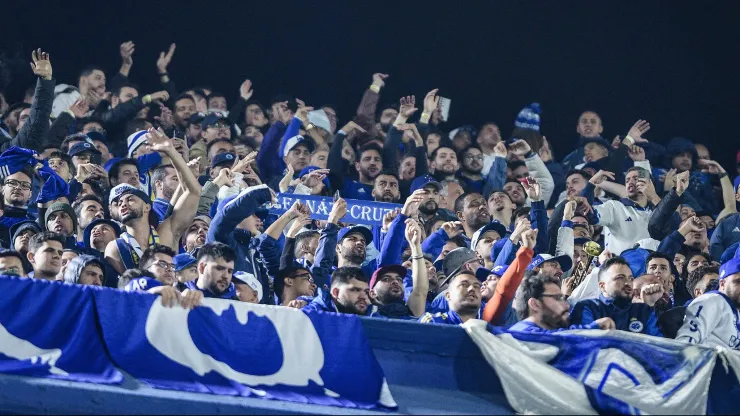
[105,129,201,275]
[430,146,460,182]
[82,218,121,254]
[181,215,210,255]
[457,146,485,193]
[454,192,492,238]
[509,271,615,333]
[526,253,573,282]
[184,242,238,300]
[43,203,81,249]
[410,175,443,225]
[72,196,105,245]
[587,167,658,255]
[570,257,662,335]
[303,266,380,316]
[372,172,401,203]
[561,111,605,172]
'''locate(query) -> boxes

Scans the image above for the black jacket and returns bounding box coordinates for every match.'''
[2,78,55,152]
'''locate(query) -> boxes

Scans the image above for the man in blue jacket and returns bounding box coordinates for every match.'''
[302,266,380,317]
[184,241,238,300]
[206,184,275,303]
[570,257,662,336]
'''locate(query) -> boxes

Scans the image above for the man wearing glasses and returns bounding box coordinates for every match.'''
[0,168,36,248]
[457,146,485,193]
[139,245,178,286]
[510,271,615,333]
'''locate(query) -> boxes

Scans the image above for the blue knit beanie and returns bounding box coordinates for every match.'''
[514,103,541,131]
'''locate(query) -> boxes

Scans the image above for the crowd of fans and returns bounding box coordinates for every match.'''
[0,43,739,351]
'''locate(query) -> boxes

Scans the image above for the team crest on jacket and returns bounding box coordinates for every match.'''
[628,319,643,332]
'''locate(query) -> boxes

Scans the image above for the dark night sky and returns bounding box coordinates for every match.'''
[2,1,739,167]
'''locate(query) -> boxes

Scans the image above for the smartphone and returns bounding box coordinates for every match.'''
[637,168,650,179]
[333,191,341,202]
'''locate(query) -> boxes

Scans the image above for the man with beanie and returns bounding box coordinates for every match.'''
[10,220,41,272]
[105,128,200,274]
[44,202,78,248]
[62,255,104,286]
[83,218,121,254]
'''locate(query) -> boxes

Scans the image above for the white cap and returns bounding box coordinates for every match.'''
[232,271,263,302]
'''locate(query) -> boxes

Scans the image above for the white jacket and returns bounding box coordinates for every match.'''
[676,292,740,350]
[594,198,653,255]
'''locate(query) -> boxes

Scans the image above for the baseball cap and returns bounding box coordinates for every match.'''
[491,264,509,276]
[282,135,315,158]
[211,152,236,169]
[369,264,407,289]
[191,215,212,226]
[581,136,611,149]
[124,276,162,292]
[232,271,263,302]
[109,183,151,206]
[173,253,197,272]
[83,218,122,249]
[337,226,373,245]
[201,112,231,130]
[68,141,101,157]
[410,175,442,194]
[85,131,107,145]
[719,258,740,280]
[470,221,507,250]
[188,112,207,125]
[442,247,477,279]
[527,254,573,273]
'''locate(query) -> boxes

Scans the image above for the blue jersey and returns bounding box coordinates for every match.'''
[341,180,373,201]
[418,308,482,325]
[570,294,662,336]
[508,320,600,333]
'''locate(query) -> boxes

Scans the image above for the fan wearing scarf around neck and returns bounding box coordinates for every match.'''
[104,128,201,274]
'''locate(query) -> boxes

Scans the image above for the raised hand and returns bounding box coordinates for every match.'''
[187,157,201,178]
[30,49,52,80]
[287,214,312,238]
[521,176,541,201]
[153,101,174,128]
[508,139,532,157]
[627,120,651,143]
[402,189,427,216]
[396,123,423,146]
[627,145,646,162]
[120,41,135,66]
[302,168,330,189]
[68,99,89,118]
[611,135,622,150]
[423,88,440,115]
[640,283,664,307]
[341,143,356,162]
[440,221,464,238]
[598,249,613,266]
[399,96,418,118]
[149,91,170,102]
[157,43,176,74]
[700,160,725,175]
[404,218,423,246]
[563,200,577,221]
[339,121,366,136]
[214,168,235,188]
[382,209,400,233]
[232,151,258,174]
[521,228,538,249]
[568,196,594,216]
[636,177,658,201]
[589,170,615,185]
[75,163,96,182]
[275,101,293,125]
[146,127,174,153]
[294,101,315,126]
[663,168,677,190]
[288,201,310,218]
[279,164,296,192]
[240,79,254,101]
[675,170,689,196]
[372,73,389,88]
[510,218,532,244]
[328,198,347,224]
[493,142,507,158]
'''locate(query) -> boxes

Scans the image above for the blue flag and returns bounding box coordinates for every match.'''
[0,277,121,383]
[93,289,397,409]
[268,193,402,227]
[464,320,740,415]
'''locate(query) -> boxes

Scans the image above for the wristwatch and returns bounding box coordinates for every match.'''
[306,123,316,130]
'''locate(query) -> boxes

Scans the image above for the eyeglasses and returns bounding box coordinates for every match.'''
[0,267,21,276]
[540,294,568,303]
[292,273,315,284]
[208,122,229,129]
[4,179,31,191]
[152,260,175,271]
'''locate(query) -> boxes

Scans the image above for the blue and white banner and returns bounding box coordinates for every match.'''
[464,320,740,415]
[268,193,402,227]
[93,289,397,409]
[0,277,121,383]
